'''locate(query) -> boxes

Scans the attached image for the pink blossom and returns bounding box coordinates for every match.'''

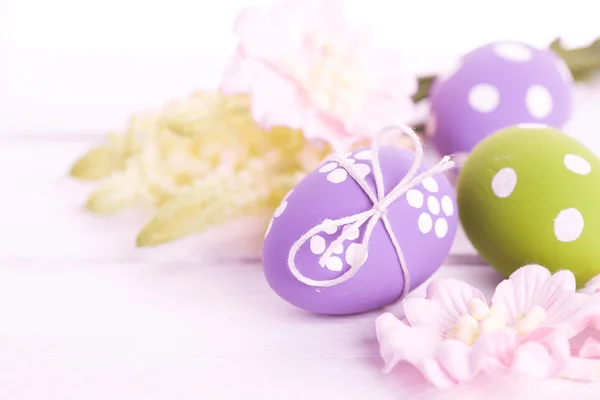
[220,0,418,153]
[376,265,587,389]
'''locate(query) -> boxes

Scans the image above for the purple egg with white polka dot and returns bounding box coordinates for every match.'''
[262,147,457,315]
[427,41,573,174]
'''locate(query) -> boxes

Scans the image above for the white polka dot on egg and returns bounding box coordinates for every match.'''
[493,42,533,62]
[345,243,367,268]
[554,208,584,242]
[326,256,344,272]
[564,154,591,175]
[526,85,553,119]
[427,196,440,215]
[332,242,344,254]
[418,213,433,234]
[274,200,288,217]
[327,168,348,184]
[343,225,360,241]
[468,83,500,113]
[322,219,338,234]
[406,189,424,208]
[441,195,454,216]
[434,218,448,238]
[422,177,439,193]
[491,168,517,198]
[310,235,326,255]
[354,150,372,160]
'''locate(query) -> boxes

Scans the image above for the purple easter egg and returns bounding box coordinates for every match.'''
[262,147,458,315]
[427,41,573,160]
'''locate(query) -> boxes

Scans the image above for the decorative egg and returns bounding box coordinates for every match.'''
[427,41,573,172]
[457,124,600,285]
[262,146,458,315]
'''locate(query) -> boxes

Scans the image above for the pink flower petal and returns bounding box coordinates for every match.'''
[301,109,348,153]
[222,0,418,151]
[473,329,517,375]
[418,357,458,389]
[580,274,600,294]
[435,339,480,383]
[579,337,600,358]
[491,264,577,325]
[562,357,600,381]
[426,279,487,322]
[248,70,305,130]
[375,313,440,373]
[512,328,571,378]
[512,342,564,378]
[402,297,453,333]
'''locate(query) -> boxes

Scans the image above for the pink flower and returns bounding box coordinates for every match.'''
[491,264,588,337]
[220,0,418,153]
[376,265,586,389]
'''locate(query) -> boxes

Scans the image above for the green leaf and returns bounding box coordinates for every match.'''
[70,147,123,181]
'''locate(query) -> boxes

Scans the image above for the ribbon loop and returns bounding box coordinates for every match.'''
[287,125,455,300]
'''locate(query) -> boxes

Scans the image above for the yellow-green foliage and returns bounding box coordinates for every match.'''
[70,91,331,246]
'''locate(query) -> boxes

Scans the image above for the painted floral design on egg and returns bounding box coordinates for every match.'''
[263,146,458,315]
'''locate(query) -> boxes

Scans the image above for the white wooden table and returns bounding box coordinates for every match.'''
[3,79,600,400]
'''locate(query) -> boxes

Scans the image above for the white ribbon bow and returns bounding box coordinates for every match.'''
[288,125,455,300]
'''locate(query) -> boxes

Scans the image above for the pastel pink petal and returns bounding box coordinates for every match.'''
[545,292,589,331]
[426,279,487,321]
[512,328,571,378]
[491,264,557,324]
[301,109,348,153]
[562,357,600,381]
[435,339,479,383]
[418,357,458,389]
[579,337,600,358]
[248,72,305,130]
[568,298,600,333]
[402,297,452,333]
[512,342,568,378]
[375,312,440,373]
[581,274,600,294]
[474,329,517,375]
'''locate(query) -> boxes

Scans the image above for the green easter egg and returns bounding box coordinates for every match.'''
[457,124,600,286]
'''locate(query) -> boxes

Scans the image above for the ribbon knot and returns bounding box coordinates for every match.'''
[287,125,455,302]
[371,202,387,217]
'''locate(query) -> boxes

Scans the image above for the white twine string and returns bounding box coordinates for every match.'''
[287,125,455,300]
